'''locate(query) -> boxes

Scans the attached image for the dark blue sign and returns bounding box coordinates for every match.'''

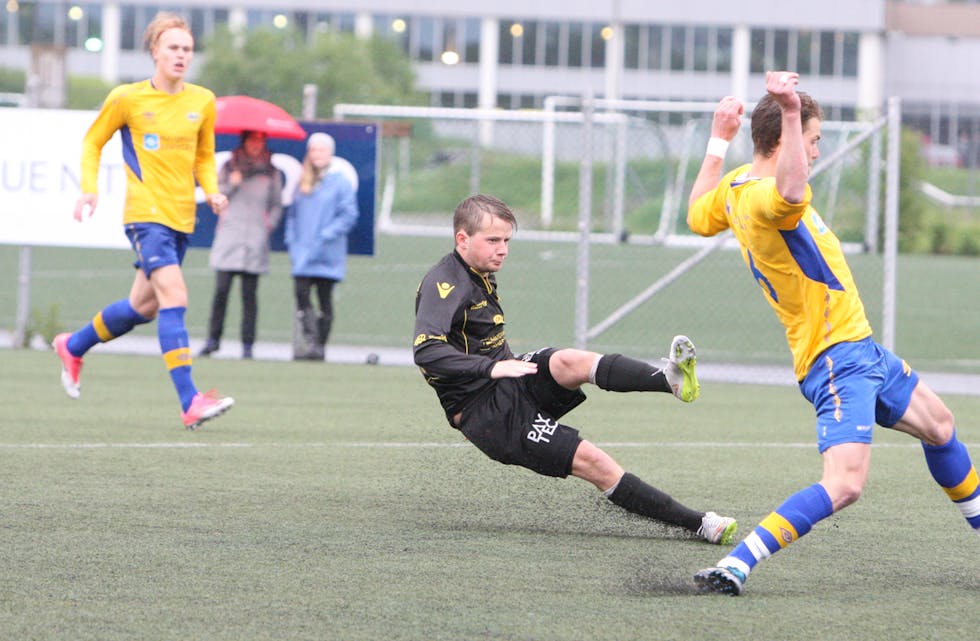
[190,121,377,255]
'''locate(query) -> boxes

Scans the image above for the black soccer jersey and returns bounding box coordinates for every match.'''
[414,250,514,423]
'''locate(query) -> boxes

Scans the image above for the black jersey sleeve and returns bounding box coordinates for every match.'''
[413,261,496,381]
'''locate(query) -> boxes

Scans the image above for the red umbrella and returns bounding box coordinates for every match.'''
[214,95,307,140]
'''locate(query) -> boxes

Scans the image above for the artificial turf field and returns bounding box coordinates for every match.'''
[1,349,978,640]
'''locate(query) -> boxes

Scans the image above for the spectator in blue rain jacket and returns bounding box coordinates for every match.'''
[285,132,359,360]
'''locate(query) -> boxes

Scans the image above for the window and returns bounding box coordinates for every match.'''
[819,31,836,75]
[749,28,767,73]
[374,15,411,53]
[567,22,584,68]
[624,24,640,70]
[120,5,137,50]
[646,25,663,70]
[797,30,813,75]
[0,7,9,46]
[416,16,435,62]
[543,22,561,67]
[670,25,686,71]
[590,23,605,68]
[463,18,480,63]
[773,29,789,71]
[522,20,538,66]
[28,1,56,44]
[716,27,732,72]
[842,32,858,77]
[693,26,709,72]
[498,20,514,64]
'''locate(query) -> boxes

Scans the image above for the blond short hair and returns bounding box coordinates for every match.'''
[143,12,191,53]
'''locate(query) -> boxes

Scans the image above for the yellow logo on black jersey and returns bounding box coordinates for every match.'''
[437,282,455,299]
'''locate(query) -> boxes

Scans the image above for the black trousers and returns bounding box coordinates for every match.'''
[293,276,336,345]
[206,270,260,345]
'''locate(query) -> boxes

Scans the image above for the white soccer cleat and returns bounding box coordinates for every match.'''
[663,335,700,402]
[698,511,738,545]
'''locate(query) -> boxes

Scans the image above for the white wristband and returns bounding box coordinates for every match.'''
[706,137,730,159]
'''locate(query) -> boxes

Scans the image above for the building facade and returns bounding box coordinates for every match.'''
[2,0,978,159]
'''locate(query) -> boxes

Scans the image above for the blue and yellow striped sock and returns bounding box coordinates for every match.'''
[66,299,151,356]
[922,430,980,531]
[158,307,198,412]
[721,483,834,576]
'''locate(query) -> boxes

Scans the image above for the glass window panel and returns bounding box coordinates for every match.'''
[335,13,355,33]
[624,24,640,70]
[590,23,605,68]
[567,22,583,68]
[543,22,560,67]
[773,29,789,70]
[819,31,835,75]
[749,28,766,73]
[670,25,685,71]
[417,16,435,62]
[522,20,537,66]
[498,20,514,64]
[120,5,137,50]
[646,25,663,70]
[0,8,9,46]
[716,27,732,72]
[693,26,709,72]
[842,31,858,77]
[463,18,480,63]
[30,1,56,44]
[797,30,813,75]
[462,92,477,108]
[189,8,208,42]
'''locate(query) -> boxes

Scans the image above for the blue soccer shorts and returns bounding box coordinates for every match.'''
[799,337,920,453]
[124,222,190,278]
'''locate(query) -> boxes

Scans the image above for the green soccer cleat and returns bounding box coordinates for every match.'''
[664,335,700,402]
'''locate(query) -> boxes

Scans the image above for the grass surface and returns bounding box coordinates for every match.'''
[2,349,979,640]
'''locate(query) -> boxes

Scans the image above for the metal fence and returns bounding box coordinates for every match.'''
[334,98,901,368]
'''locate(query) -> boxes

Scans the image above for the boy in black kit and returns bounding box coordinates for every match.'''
[413,194,737,544]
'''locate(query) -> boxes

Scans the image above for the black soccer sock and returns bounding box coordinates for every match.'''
[606,472,703,531]
[592,353,670,393]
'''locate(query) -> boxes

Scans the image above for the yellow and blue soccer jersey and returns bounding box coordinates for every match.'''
[688,164,873,380]
[80,80,219,234]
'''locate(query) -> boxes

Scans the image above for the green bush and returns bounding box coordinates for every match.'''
[0,66,26,92]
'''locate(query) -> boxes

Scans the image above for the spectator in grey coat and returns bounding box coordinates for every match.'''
[200,130,283,359]
[285,132,359,360]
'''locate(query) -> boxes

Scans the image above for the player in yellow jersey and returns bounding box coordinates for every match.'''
[687,72,979,595]
[53,12,234,430]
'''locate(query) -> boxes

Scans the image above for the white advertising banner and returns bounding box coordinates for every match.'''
[1,107,131,249]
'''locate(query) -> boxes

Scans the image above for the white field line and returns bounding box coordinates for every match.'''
[0,440,961,450]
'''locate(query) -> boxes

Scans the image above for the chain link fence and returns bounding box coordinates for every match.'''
[331,100,922,380]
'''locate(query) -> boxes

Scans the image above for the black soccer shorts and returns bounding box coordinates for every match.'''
[459,348,586,478]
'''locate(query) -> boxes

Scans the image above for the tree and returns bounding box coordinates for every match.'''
[196,27,423,118]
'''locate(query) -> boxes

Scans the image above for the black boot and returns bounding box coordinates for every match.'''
[293,309,322,361]
[199,339,220,357]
